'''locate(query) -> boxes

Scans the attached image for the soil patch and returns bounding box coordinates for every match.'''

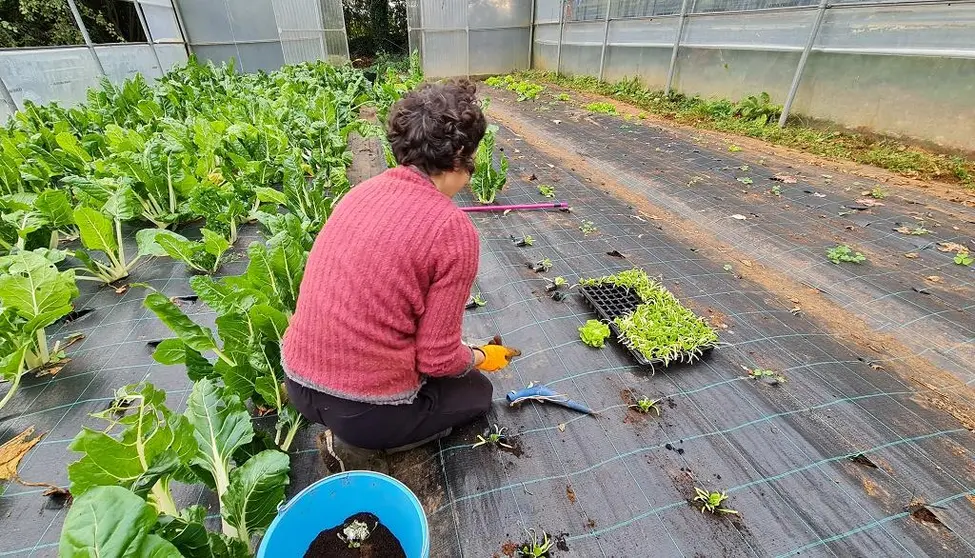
[304,512,406,558]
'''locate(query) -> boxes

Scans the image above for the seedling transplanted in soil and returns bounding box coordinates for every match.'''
[630,396,661,416]
[472,424,513,449]
[519,528,554,557]
[511,234,534,247]
[955,253,973,266]
[579,220,597,235]
[545,276,567,292]
[744,366,787,385]
[579,319,611,348]
[827,245,866,264]
[466,292,486,309]
[579,269,719,366]
[693,487,739,515]
[527,258,553,273]
[585,102,617,115]
[538,184,556,198]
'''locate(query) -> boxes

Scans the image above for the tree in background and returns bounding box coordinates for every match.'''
[344,0,407,62]
[0,0,143,49]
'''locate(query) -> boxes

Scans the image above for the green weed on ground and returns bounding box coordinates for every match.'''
[511,71,975,188]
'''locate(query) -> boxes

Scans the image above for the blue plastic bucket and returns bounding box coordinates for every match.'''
[258,470,429,558]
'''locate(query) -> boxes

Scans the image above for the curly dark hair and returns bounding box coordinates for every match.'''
[386,80,487,175]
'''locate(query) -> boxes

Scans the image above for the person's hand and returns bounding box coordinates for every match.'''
[475,336,521,372]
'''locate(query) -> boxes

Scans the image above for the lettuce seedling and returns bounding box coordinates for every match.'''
[538,184,555,198]
[693,487,738,515]
[520,528,554,557]
[630,396,661,415]
[579,319,611,348]
[827,245,866,264]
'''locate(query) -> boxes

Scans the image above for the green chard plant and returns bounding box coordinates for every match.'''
[60,379,291,555]
[470,124,509,204]
[0,249,79,410]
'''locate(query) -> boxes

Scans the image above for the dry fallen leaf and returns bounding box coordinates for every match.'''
[114,284,129,295]
[566,485,577,504]
[740,259,753,267]
[790,306,802,315]
[855,198,884,207]
[0,427,44,481]
[772,174,798,184]
[731,214,747,220]
[557,423,566,433]
[926,275,942,283]
[937,242,968,254]
[894,227,912,234]
[904,252,919,259]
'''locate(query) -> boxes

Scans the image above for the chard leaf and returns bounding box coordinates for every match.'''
[144,292,218,354]
[59,486,181,558]
[155,231,199,262]
[34,189,75,229]
[74,206,117,255]
[0,250,78,332]
[151,338,186,365]
[55,132,92,164]
[184,378,254,538]
[250,304,288,340]
[136,228,180,258]
[104,184,142,222]
[156,506,250,558]
[201,228,230,258]
[255,186,287,206]
[222,449,290,543]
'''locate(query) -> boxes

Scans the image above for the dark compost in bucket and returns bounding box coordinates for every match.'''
[304,512,407,558]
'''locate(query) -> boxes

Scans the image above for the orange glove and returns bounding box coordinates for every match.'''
[475,342,521,372]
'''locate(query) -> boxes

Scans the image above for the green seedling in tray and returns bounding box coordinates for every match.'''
[579,319,611,348]
[827,244,866,264]
[579,269,719,366]
[472,424,513,449]
[519,528,554,558]
[693,487,739,515]
[630,396,661,416]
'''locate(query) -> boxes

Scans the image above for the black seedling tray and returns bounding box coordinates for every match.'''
[579,284,653,366]
[578,284,715,367]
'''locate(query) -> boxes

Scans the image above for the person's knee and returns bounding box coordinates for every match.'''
[469,371,494,414]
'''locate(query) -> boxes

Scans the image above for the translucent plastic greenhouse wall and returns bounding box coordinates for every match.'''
[532,0,975,152]
[0,0,188,122]
[406,0,534,78]
[176,0,349,72]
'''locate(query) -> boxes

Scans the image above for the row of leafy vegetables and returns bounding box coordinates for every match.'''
[0,54,422,556]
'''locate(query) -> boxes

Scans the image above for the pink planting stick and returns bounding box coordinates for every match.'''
[460,202,568,213]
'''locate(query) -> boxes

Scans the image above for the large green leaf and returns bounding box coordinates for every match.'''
[74,206,118,255]
[222,449,290,542]
[67,384,196,499]
[144,292,218,354]
[55,131,92,164]
[0,250,78,331]
[34,189,75,229]
[201,228,230,258]
[104,184,142,222]
[184,378,253,510]
[136,229,180,258]
[156,506,250,558]
[58,486,181,558]
[155,231,198,263]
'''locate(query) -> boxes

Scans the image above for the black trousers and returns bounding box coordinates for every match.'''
[285,372,493,450]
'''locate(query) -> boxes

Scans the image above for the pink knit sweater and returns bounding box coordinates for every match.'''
[282,166,479,404]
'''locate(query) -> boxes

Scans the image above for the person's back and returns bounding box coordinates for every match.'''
[282,166,479,403]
